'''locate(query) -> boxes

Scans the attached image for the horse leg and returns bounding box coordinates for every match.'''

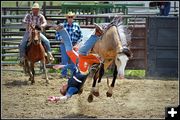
[42,60,49,84]
[25,60,32,82]
[88,65,100,103]
[106,65,118,97]
[30,62,35,84]
[93,63,104,97]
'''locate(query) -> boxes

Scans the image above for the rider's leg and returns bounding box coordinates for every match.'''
[60,44,69,77]
[40,33,54,61]
[56,24,103,74]
[56,28,79,64]
[19,31,29,65]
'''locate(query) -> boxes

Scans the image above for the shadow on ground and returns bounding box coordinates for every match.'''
[62,114,97,118]
[3,80,29,87]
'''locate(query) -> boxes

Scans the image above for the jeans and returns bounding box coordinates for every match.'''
[57,29,100,55]
[66,87,78,97]
[60,44,75,76]
[78,35,100,55]
[159,2,171,16]
[19,31,51,58]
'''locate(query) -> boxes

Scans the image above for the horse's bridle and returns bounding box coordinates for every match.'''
[29,24,41,45]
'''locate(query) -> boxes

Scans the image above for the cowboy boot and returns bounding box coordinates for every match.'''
[94,23,104,36]
[47,52,55,62]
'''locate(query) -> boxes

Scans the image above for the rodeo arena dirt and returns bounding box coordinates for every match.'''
[1,1,179,119]
[1,65,178,118]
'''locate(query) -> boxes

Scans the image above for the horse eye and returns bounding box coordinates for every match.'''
[117,57,120,61]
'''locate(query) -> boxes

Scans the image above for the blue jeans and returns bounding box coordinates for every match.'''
[60,44,75,77]
[57,29,100,55]
[66,87,78,97]
[19,31,51,58]
[78,35,100,55]
[159,2,171,16]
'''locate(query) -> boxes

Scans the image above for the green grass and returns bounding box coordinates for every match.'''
[125,69,145,78]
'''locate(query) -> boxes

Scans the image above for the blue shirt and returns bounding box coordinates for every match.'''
[56,21,83,45]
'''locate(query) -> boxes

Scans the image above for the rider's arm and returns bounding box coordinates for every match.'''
[40,15,47,27]
[22,14,31,25]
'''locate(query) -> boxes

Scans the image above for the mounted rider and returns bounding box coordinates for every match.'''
[19,2,54,65]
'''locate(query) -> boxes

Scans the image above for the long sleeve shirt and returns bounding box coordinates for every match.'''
[22,12,47,31]
[55,21,83,45]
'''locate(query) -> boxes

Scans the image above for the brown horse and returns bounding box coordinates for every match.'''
[24,24,49,84]
[87,24,131,102]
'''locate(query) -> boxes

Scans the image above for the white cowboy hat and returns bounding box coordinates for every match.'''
[65,11,75,17]
[31,3,40,9]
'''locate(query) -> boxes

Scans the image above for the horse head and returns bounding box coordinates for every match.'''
[114,24,132,79]
[29,24,41,45]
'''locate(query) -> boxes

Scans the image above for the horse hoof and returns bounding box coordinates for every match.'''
[92,91,99,97]
[87,94,93,103]
[106,92,112,97]
[31,80,35,85]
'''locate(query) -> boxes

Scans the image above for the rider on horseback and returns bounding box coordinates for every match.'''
[19,2,54,65]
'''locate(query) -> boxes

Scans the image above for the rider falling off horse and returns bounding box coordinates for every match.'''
[48,23,104,102]
[19,2,54,65]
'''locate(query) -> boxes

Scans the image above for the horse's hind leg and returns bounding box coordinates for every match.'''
[93,63,104,97]
[88,63,104,102]
[106,65,118,97]
[88,65,100,102]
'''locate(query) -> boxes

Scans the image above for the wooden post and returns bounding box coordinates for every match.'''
[16,1,19,22]
[28,1,30,7]
[43,1,46,16]
[50,1,53,14]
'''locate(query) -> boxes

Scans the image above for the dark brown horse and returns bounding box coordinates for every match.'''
[24,24,49,84]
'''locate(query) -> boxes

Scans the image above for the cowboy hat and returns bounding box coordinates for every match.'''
[31,3,40,9]
[65,11,75,17]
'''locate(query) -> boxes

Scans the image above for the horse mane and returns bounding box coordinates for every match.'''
[99,19,132,47]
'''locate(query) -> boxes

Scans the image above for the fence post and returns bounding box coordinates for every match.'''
[43,1,46,16]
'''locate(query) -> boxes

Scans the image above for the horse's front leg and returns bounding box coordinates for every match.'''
[25,60,32,82]
[30,62,35,84]
[41,60,49,84]
[106,65,118,97]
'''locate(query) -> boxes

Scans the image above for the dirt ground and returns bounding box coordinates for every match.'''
[1,65,178,119]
